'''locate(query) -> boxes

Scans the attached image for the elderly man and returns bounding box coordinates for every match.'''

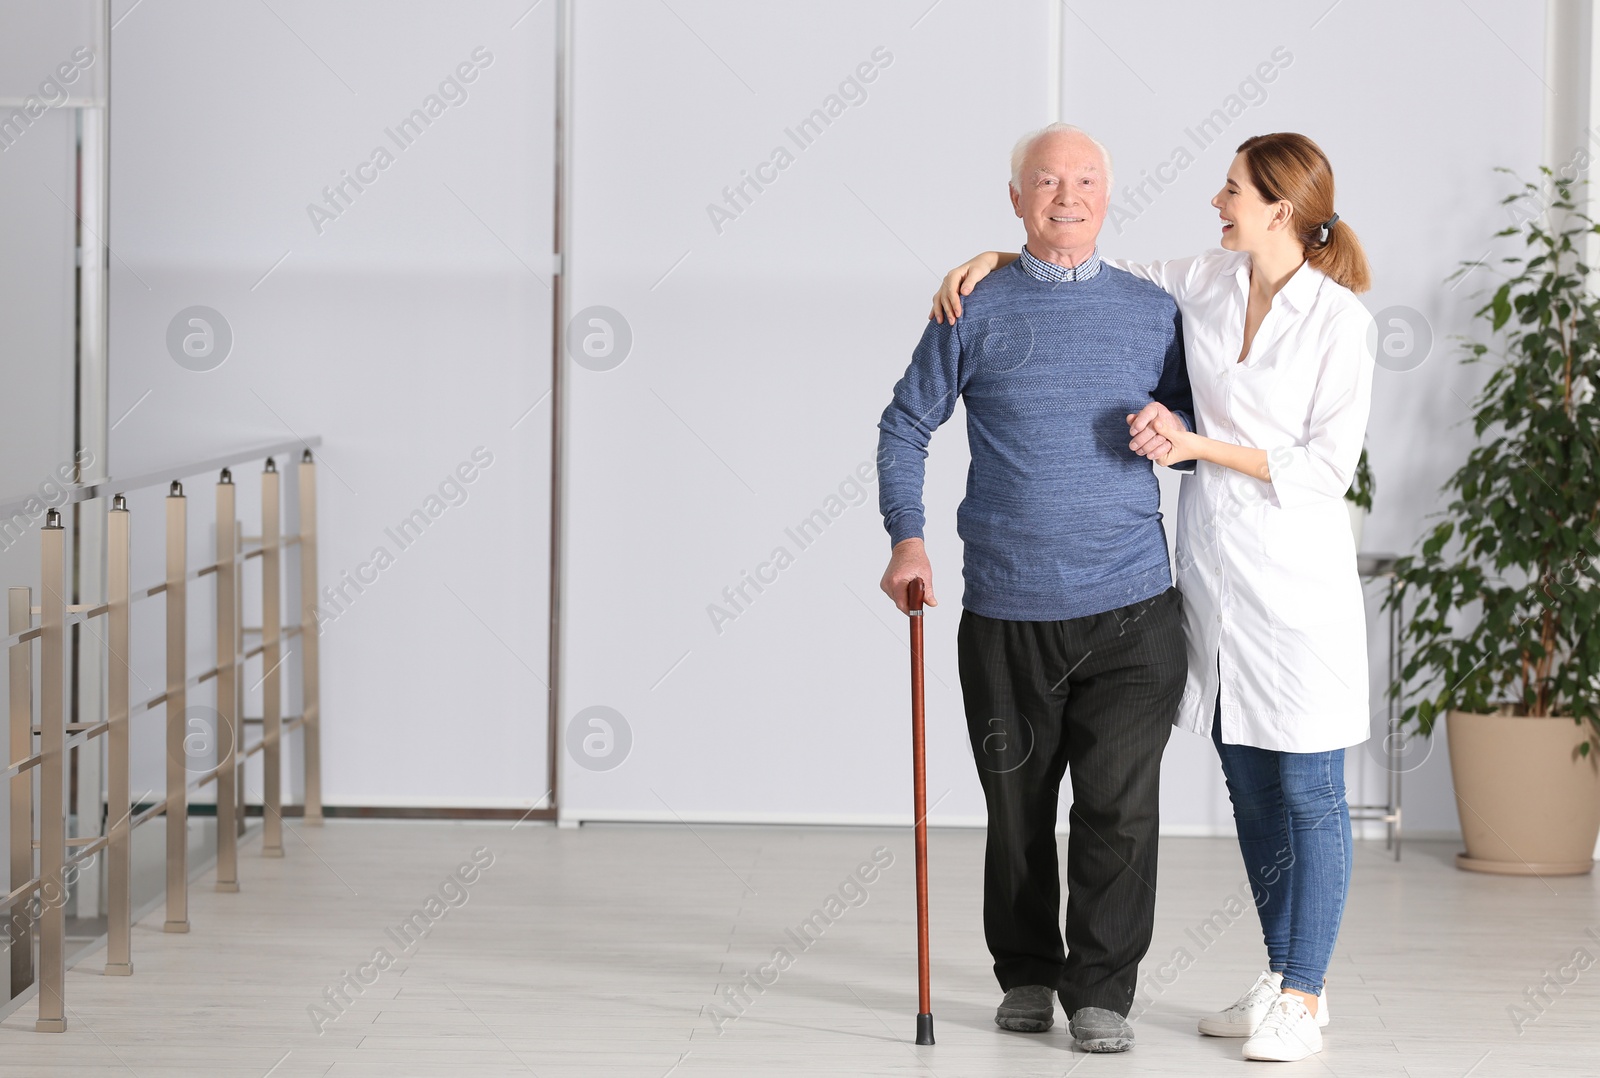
[875,123,1191,1053]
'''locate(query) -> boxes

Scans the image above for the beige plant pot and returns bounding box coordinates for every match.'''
[1447,710,1600,875]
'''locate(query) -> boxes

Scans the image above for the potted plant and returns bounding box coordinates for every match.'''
[1389,170,1600,876]
[1345,445,1374,548]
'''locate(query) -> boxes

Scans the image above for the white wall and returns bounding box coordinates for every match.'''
[105,0,556,809]
[0,0,102,504]
[560,0,1546,837]
[561,0,1053,825]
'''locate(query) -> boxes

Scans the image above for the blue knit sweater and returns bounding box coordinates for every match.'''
[877,259,1192,621]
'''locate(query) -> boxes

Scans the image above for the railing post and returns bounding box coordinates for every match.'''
[164,482,189,933]
[70,502,105,928]
[215,470,239,891]
[105,495,133,974]
[298,449,323,826]
[236,527,247,841]
[36,511,67,1032]
[7,587,34,1001]
[261,459,283,857]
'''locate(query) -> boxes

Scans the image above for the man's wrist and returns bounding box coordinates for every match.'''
[893,536,924,551]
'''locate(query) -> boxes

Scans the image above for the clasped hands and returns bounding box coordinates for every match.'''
[1126,402,1196,468]
[878,403,1195,616]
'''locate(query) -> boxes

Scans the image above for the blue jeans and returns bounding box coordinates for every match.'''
[1210,696,1352,996]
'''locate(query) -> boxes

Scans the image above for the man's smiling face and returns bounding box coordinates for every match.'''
[1009,130,1109,261]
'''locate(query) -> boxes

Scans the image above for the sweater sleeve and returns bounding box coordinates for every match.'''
[876,318,967,547]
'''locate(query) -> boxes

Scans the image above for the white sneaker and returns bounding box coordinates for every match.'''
[1199,973,1331,1037]
[1198,971,1282,1037]
[1242,996,1322,1062]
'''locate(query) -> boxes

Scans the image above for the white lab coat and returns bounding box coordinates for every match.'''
[1112,249,1376,753]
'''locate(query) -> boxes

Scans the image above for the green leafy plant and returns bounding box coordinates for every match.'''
[1345,445,1374,512]
[1389,170,1600,752]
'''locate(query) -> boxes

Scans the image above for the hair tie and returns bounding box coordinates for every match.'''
[1316,212,1340,246]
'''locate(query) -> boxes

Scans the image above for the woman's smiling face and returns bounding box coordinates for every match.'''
[1213,152,1288,251]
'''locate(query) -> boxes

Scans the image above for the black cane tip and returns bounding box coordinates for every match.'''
[915,1013,934,1045]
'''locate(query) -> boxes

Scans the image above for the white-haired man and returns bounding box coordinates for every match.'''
[876,124,1193,1053]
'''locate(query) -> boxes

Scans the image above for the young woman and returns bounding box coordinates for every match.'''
[930,132,1374,1063]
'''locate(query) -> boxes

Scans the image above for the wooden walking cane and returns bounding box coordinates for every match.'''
[907,578,934,1046]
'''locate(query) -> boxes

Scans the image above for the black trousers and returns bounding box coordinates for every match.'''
[956,586,1186,1016]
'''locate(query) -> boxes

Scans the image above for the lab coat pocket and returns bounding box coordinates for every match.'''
[1260,500,1353,630]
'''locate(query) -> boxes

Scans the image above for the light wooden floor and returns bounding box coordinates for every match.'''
[1,819,1594,1076]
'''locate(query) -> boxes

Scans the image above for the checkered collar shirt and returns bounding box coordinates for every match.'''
[1019,244,1102,283]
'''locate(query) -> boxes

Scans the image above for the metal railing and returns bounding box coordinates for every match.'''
[2,441,324,1032]
[1352,553,1405,861]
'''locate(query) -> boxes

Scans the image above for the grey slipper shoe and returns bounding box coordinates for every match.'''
[1069,1006,1133,1052]
[995,985,1055,1032]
